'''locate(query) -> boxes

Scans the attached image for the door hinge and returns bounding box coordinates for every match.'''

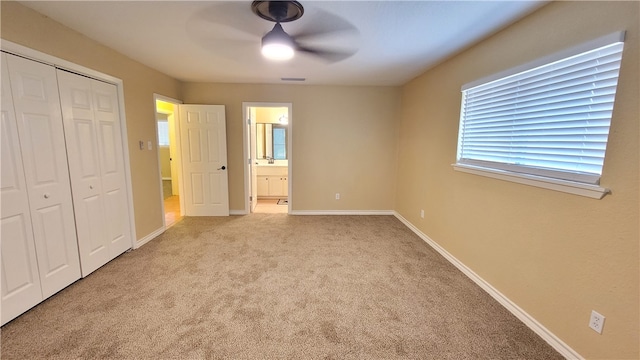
[248,158,251,165]
[249,196,253,201]
[247,118,251,125]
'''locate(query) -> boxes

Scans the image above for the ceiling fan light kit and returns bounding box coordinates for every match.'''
[261,23,295,61]
[252,0,304,61]
[249,0,357,63]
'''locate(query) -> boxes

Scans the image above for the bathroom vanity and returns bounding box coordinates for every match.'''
[256,165,288,198]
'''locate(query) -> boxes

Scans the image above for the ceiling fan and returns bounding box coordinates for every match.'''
[250,1,357,62]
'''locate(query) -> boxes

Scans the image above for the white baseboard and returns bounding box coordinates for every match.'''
[393,211,582,360]
[290,210,395,216]
[134,227,165,249]
[230,210,248,215]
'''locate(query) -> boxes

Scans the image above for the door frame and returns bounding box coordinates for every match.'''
[242,102,293,214]
[1,39,138,249]
[153,94,183,228]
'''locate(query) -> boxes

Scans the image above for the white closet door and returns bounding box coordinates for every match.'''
[91,80,131,256]
[4,54,81,299]
[0,54,43,325]
[57,70,131,276]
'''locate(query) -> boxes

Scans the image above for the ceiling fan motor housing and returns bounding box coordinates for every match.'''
[251,1,304,23]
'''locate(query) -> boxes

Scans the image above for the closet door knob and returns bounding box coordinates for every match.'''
[44,194,50,199]
[90,185,94,189]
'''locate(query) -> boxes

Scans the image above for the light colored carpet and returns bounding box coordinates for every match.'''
[1,215,562,359]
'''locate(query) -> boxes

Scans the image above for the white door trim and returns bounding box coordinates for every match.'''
[1,39,137,250]
[242,102,293,214]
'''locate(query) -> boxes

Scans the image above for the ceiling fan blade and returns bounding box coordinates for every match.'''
[192,2,271,39]
[289,8,359,42]
[295,45,356,63]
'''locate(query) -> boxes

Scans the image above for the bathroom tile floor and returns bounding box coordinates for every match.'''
[254,199,288,214]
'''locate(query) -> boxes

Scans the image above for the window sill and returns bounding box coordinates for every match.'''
[452,163,610,199]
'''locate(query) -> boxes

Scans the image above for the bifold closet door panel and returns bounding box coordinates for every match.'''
[91,79,131,256]
[4,54,82,299]
[57,70,132,277]
[0,53,44,325]
[4,54,82,298]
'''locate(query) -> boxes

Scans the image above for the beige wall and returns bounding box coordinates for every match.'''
[182,83,401,211]
[1,2,182,240]
[395,2,639,358]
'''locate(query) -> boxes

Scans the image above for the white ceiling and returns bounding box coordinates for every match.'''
[21,0,547,86]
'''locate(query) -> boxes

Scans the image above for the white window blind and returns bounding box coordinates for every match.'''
[457,39,624,185]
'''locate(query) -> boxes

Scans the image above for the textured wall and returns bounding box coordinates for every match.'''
[181,83,401,212]
[395,2,639,358]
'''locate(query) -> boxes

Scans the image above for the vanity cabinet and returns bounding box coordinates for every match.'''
[256,166,288,198]
[257,176,269,196]
[257,176,288,197]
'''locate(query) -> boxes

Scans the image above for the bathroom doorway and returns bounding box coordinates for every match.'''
[243,102,292,214]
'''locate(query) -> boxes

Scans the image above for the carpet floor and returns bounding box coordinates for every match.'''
[1,214,562,359]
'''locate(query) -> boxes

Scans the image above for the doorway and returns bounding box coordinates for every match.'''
[155,96,183,227]
[243,102,292,214]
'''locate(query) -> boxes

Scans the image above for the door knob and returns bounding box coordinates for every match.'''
[218,165,226,170]
[44,194,50,199]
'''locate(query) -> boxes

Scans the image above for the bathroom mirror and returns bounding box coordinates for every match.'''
[256,123,287,160]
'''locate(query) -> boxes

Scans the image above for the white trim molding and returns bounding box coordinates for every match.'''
[453,163,610,199]
[290,210,395,216]
[134,227,165,249]
[393,211,583,360]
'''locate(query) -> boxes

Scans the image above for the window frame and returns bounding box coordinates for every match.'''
[453,32,625,199]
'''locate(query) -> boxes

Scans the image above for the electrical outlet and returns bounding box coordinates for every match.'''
[420,209,425,218]
[335,193,340,200]
[589,310,605,334]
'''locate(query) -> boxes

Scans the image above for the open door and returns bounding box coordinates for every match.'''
[250,107,258,213]
[179,104,229,216]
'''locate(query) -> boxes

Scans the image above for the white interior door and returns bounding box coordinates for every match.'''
[250,107,258,212]
[179,105,229,216]
[57,70,132,276]
[5,54,82,299]
[0,53,43,325]
[168,112,179,196]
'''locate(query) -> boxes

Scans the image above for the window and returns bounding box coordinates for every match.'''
[272,125,287,160]
[157,120,169,147]
[455,32,625,198]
